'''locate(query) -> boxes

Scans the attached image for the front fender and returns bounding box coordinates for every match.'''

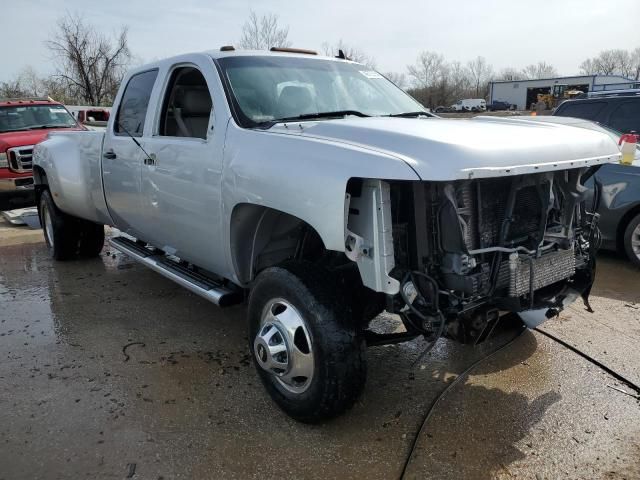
[33,131,112,225]
[222,125,420,270]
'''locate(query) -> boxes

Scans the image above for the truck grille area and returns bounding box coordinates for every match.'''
[8,145,34,173]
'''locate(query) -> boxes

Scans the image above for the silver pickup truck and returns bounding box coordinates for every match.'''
[33,48,621,422]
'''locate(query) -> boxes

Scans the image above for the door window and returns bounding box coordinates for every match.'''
[158,67,212,140]
[609,101,640,134]
[114,69,158,137]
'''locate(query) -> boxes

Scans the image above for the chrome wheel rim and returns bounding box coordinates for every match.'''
[42,203,54,248]
[632,223,640,260]
[254,298,314,394]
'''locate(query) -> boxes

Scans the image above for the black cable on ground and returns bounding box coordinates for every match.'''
[534,327,640,394]
[399,325,640,479]
[399,327,527,479]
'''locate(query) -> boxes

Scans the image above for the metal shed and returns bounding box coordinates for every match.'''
[489,75,636,110]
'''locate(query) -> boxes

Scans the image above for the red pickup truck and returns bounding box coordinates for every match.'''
[0,98,84,210]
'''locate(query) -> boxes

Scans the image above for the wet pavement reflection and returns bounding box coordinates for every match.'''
[0,240,639,479]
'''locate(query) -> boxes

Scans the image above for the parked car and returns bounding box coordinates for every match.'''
[486,100,514,111]
[0,97,84,210]
[553,94,640,265]
[66,106,111,131]
[33,48,620,422]
[553,92,640,134]
[451,98,487,112]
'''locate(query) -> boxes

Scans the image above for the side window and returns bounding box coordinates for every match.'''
[556,101,606,121]
[158,66,212,140]
[114,69,158,137]
[609,101,640,134]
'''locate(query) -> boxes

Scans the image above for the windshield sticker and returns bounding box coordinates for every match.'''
[50,108,66,113]
[360,70,384,79]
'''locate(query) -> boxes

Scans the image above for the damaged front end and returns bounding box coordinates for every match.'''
[345,170,601,345]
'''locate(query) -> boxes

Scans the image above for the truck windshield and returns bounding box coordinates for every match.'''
[215,55,427,127]
[0,104,77,133]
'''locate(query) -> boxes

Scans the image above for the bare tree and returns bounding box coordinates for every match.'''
[631,47,640,80]
[239,10,291,50]
[384,71,407,89]
[496,68,525,81]
[47,13,131,105]
[0,78,29,99]
[467,56,493,96]
[448,61,472,100]
[579,48,640,78]
[579,58,598,75]
[407,51,447,89]
[322,40,377,68]
[522,61,558,79]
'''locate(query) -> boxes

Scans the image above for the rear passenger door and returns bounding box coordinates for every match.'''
[139,58,225,273]
[102,69,158,236]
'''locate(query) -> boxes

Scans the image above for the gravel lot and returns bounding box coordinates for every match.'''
[0,218,638,479]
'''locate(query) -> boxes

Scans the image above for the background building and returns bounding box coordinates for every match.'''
[489,75,638,110]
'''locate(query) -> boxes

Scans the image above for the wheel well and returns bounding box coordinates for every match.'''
[32,166,48,204]
[230,204,327,285]
[616,203,640,250]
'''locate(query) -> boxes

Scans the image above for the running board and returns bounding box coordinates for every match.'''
[109,236,242,307]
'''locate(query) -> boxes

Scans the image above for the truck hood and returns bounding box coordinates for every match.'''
[0,127,82,152]
[269,116,621,180]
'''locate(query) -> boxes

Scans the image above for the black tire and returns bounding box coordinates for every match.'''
[623,213,640,267]
[248,261,366,423]
[38,189,104,260]
[79,222,105,257]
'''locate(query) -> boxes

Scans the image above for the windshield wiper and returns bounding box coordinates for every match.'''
[27,124,74,130]
[272,110,371,123]
[385,111,432,118]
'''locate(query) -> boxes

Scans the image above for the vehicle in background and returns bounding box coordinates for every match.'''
[0,97,84,210]
[66,106,111,131]
[536,84,584,110]
[486,100,515,111]
[553,94,640,265]
[553,93,640,134]
[33,49,620,422]
[451,98,486,112]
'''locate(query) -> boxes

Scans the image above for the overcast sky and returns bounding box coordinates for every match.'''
[2,0,638,82]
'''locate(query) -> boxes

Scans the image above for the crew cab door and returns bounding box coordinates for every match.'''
[138,60,225,273]
[102,69,158,236]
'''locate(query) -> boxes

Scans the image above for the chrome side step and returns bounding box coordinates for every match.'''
[109,236,242,307]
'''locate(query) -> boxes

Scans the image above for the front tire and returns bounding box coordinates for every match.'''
[38,189,104,260]
[623,213,640,267]
[248,261,366,423]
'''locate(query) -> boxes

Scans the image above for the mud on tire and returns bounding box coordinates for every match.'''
[248,261,366,423]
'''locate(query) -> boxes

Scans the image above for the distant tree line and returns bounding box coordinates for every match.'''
[1,14,130,105]
[2,10,639,110]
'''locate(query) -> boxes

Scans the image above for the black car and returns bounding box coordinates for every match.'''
[553,94,640,266]
[554,91,640,134]
[486,100,514,111]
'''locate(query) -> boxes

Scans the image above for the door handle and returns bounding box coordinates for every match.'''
[103,149,117,160]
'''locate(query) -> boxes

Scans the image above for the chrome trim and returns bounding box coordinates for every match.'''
[108,236,238,306]
[7,145,35,173]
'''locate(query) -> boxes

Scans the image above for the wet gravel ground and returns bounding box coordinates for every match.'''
[0,224,639,479]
